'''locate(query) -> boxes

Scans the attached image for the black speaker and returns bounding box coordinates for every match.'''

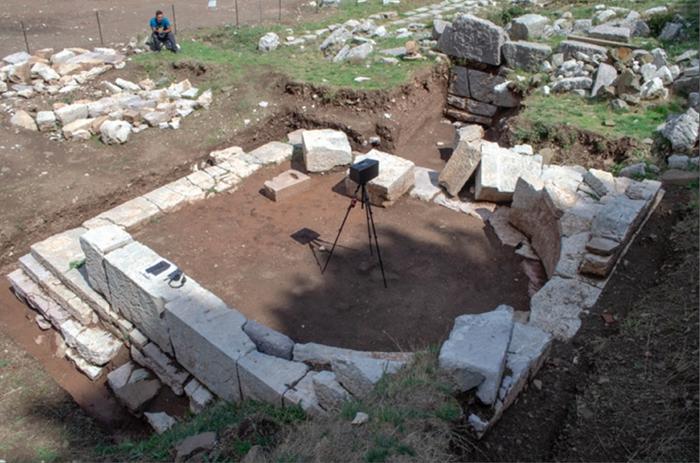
[349,158,379,185]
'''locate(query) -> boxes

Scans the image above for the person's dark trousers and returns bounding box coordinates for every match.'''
[151,31,178,52]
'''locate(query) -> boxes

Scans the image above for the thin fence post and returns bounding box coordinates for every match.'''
[171,4,177,34]
[258,0,262,23]
[20,21,30,54]
[235,0,240,27]
[95,11,105,46]
[278,0,282,21]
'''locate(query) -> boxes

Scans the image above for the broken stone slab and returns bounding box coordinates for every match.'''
[551,77,593,93]
[509,14,549,40]
[439,305,514,405]
[488,207,527,247]
[282,371,326,417]
[217,154,262,180]
[345,149,415,207]
[292,342,413,368]
[243,320,295,360]
[31,227,87,277]
[410,167,441,202]
[312,370,351,411]
[65,348,103,380]
[209,146,245,165]
[10,110,37,131]
[590,195,646,243]
[248,141,294,166]
[591,62,617,97]
[79,224,133,300]
[302,129,353,173]
[89,196,161,229]
[144,412,177,434]
[142,185,188,213]
[553,232,590,279]
[438,14,506,65]
[625,179,662,202]
[439,136,482,197]
[582,170,609,197]
[661,108,699,154]
[529,276,602,340]
[100,120,131,144]
[165,284,255,402]
[433,193,497,221]
[262,170,311,202]
[60,319,122,366]
[331,354,405,398]
[184,378,215,414]
[36,111,57,131]
[131,343,190,395]
[557,40,607,60]
[55,103,89,125]
[162,178,207,203]
[501,41,552,72]
[104,241,186,354]
[3,51,31,65]
[7,269,72,328]
[475,142,543,202]
[238,351,309,405]
[108,361,161,412]
[588,24,631,42]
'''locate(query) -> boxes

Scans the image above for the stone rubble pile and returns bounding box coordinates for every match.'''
[2,48,212,144]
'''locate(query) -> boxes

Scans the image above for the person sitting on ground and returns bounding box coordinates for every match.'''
[149,10,178,53]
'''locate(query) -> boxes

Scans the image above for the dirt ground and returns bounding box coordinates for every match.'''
[0,0,315,57]
[135,163,530,351]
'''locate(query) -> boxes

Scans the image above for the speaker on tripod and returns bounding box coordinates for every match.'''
[322,158,388,288]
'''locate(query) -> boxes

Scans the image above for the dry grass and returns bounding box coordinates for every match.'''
[270,350,462,462]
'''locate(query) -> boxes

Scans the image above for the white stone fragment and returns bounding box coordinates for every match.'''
[302,129,353,172]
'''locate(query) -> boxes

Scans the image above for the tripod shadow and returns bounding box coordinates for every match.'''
[290,227,352,272]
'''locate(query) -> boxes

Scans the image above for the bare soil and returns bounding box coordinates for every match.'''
[134,164,530,351]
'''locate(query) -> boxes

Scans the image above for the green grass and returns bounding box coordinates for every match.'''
[518,94,683,142]
[95,401,306,461]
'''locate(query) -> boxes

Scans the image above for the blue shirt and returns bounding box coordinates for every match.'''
[150,17,171,30]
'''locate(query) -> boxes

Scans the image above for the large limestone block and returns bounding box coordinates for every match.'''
[501,41,552,72]
[439,137,482,197]
[344,149,415,207]
[438,305,514,404]
[438,14,506,65]
[103,241,186,354]
[475,142,543,202]
[509,14,549,40]
[302,129,353,172]
[238,351,309,405]
[164,285,255,402]
[79,225,133,299]
[331,354,405,397]
[529,277,602,340]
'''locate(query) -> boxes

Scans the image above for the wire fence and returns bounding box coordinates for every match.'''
[0,0,319,56]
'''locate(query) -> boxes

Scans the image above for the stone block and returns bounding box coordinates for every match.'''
[79,225,132,300]
[312,370,350,411]
[579,252,615,277]
[91,197,161,229]
[144,412,177,434]
[164,285,255,402]
[438,14,506,65]
[8,270,71,327]
[108,361,161,412]
[410,167,441,201]
[509,14,549,40]
[444,108,493,125]
[590,196,646,243]
[131,343,190,395]
[184,378,215,414]
[292,342,413,368]
[468,69,505,104]
[529,276,602,340]
[302,129,353,172]
[217,154,262,180]
[588,24,631,42]
[446,95,498,117]
[282,371,326,417]
[475,142,543,202]
[438,305,514,405]
[557,40,607,59]
[165,177,207,203]
[60,321,122,366]
[344,150,415,207]
[249,141,294,166]
[448,66,469,97]
[502,41,552,71]
[488,207,527,247]
[142,185,188,213]
[55,103,88,125]
[243,320,295,360]
[262,170,311,202]
[331,354,405,398]
[65,348,103,380]
[31,227,87,276]
[439,138,482,197]
[104,241,186,354]
[238,351,309,405]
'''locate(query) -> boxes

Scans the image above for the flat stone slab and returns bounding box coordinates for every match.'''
[165,284,255,402]
[238,351,309,405]
[131,343,190,395]
[331,354,405,397]
[590,195,646,243]
[249,141,294,166]
[7,269,71,328]
[108,361,161,412]
[142,186,188,213]
[501,41,552,72]
[345,149,415,207]
[410,167,441,201]
[31,227,87,276]
[439,136,482,197]
[89,197,161,229]
[302,129,353,173]
[262,169,311,202]
[293,342,413,368]
[439,305,514,405]
[475,142,543,202]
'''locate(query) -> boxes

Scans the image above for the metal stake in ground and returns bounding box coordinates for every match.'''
[95,11,104,46]
[20,21,30,54]
[235,0,240,27]
[171,4,177,34]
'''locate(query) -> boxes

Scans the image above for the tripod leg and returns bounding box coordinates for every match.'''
[365,199,388,288]
[363,185,373,256]
[322,183,362,274]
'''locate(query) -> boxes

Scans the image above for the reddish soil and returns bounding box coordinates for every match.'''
[135,164,530,351]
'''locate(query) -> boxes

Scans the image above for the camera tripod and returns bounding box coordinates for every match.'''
[322,182,388,288]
